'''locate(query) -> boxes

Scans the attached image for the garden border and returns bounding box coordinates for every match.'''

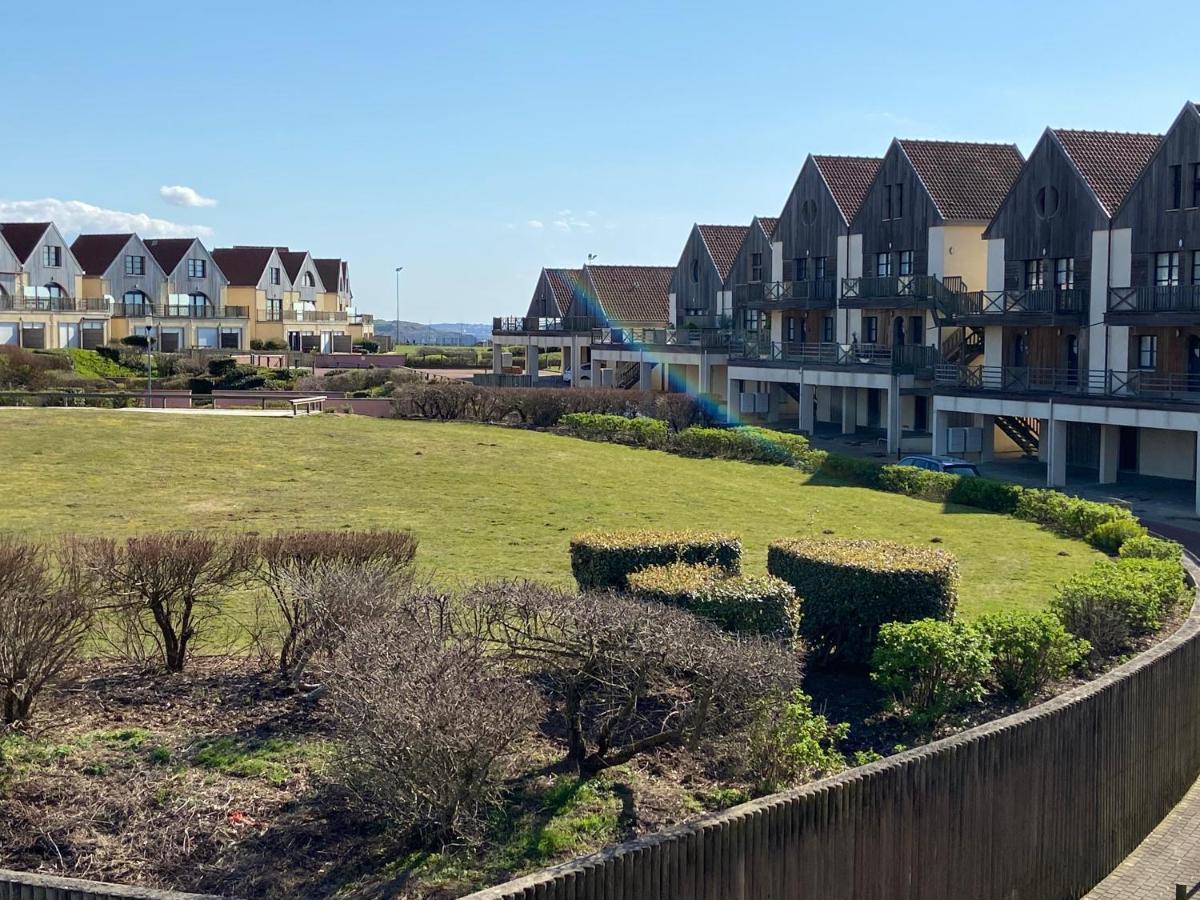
[0,867,225,899]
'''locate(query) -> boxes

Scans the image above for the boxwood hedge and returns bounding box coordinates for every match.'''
[570,529,741,590]
[768,538,959,666]
[559,412,669,449]
[626,561,800,640]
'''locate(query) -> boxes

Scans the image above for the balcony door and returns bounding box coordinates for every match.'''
[1063,334,1079,386]
[893,316,905,347]
[1188,335,1200,391]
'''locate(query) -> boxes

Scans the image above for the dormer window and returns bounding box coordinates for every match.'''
[304,271,316,287]
[42,245,61,267]
[124,255,145,276]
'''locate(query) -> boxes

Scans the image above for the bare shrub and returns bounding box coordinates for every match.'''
[326,586,539,846]
[250,530,417,683]
[0,537,95,723]
[83,533,256,673]
[464,582,804,773]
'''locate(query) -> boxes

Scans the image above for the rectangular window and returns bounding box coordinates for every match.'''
[187,258,206,278]
[266,298,282,320]
[862,316,878,344]
[750,252,763,283]
[875,252,891,277]
[1194,252,1200,285]
[742,308,764,332]
[219,328,241,350]
[1137,334,1158,369]
[786,317,795,342]
[1054,257,1075,290]
[1025,258,1047,290]
[884,185,893,220]
[814,257,827,280]
[42,245,61,267]
[795,257,807,281]
[899,250,914,276]
[1155,251,1180,286]
[895,183,903,218]
[822,315,834,342]
[124,255,145,276]
[1193,164,1200,208]
[1170,165,1183,209]
[270,266,281,285]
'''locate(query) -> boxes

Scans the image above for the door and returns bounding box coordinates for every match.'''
[867,389,881,427]
[1118,426,1139,473]
[914,395,929,432]
[909,316,923,346]
[1010,334,1028,367]
[893,316,906,346]
[57,323,80,348]
[1064,334,1079,386]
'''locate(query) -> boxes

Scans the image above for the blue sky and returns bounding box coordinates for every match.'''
[1,0,1190,322]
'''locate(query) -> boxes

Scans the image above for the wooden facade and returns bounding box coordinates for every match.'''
[159,239,228,307]
[850,141,941,278]
[16,224,84,298]
[669,225,725,317]
[774,157,847,275]
[80,234,168,304]
[525,269,563,318]
[726,217,774,292]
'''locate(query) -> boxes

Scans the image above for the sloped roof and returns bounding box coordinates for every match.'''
[756,217,779,240]
[70,233,134,275]
[697,225,749,281]
[896,139,1025,220]
[144,238,197,275]
[812,156,882,223]
[1052,128,1163,216]
[544,267,582,317]
[585,265,672,326]
[211,247,274,286]
[0,222,51,263]
[313,257,344,292]
[276,249,310,282]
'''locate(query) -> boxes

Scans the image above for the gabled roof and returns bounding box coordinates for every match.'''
[70,233,135,275]
[696,225,749,281]
[0,222,52,264]
[313,257,345,292]
[1050,129,1162,217]
[811,155,882,224]
[585,265,672,326]
[211,246,276,286]
[756,217,779,240]
[276,249,311,282]
[144,238,198,275]
[544,268,582,317]
[895,139,1025,221]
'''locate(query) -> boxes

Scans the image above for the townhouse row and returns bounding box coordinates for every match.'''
[494,101,1200,512]
[0,223,374,353]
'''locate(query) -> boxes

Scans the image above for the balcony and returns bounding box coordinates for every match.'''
[939,288,1087,325]
[935,364,1200,408]
[732,279,837,310]
[840,274,968,308]
[111,303,249,319]
[591,326,735,350]
[349,313,374,326]
[283,309,348,323]
[733,338,940,375]
[0,296,110,313]
[1107,285,1200,324]
[492,315,594,335]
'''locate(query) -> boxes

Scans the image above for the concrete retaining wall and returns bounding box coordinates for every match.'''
[466,569,1200,900]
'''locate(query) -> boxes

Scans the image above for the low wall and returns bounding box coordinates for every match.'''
[312,353,408,370]
[0,868,225,899]
[467,566,1200,900]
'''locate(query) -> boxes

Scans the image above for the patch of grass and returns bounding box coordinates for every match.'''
[62,348,142,379]
[189,734,330,786]
[0,410,1102,619]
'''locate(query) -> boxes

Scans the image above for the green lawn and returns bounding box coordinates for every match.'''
[0,409,1100,618]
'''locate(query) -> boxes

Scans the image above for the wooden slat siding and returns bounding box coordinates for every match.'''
[773,159,846,285]
[20,223,84,298]
[91,235,169,306]
[850,143,941,280]
[0,868,226,899]
[669,226,725,319]
[463,560,1200,900]
[726,220,773,293]
[1115,104,1200,287]
[168,240,228,310]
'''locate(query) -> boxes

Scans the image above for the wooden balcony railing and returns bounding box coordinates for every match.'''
[934,364,1200,405]
[732,338,940,373]
[0,296,110,313]
[733,279,837,307]
[841,274,968,305]
[591,326,736,350]
[940,288,1087,320]
[1108,285,1200,315]
[283,309,348,322]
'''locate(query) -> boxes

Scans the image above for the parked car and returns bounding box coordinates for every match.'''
[897,455,980,477]
[562,363,592,385]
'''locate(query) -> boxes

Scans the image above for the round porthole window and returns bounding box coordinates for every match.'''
[800,199,818,225]
[1036,186,1060,219]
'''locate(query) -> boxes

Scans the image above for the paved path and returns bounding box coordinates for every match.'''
[1085,776,1200,898]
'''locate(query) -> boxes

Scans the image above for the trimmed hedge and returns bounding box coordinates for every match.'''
[768,539,959,666]
[1119,534,1184,561]
[817,454,883,489]
[627,562,800,640]
[878,465,958,501]
[946,476,1024,514]
[1014,489,1139,541]
[559,413,668,449]
[670,427,825,471]
[570,530,741,591]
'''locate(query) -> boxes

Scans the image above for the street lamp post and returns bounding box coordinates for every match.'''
[143,313,154,406]
[394,266,404,352]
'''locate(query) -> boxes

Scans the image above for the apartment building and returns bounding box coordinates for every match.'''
[933,102,1200,511]
[0,222,98,349]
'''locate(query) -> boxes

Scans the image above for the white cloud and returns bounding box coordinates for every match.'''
[159,184,217,208]
[0,198,213,239]
[527,219,544,229]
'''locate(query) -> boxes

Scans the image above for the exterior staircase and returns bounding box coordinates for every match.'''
[941,327,984,366]
[996,415,1041,457]
[617,362,640,390]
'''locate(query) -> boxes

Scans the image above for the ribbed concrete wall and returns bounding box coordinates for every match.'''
[465,567,1200,900]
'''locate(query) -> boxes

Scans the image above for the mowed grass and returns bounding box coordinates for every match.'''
[0,409,1101,618]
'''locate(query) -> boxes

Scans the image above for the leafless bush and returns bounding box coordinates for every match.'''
[0,537,95,723]
[249,530,417,682]
[463,582,804,773]
[326,586,539,846]
[82,533,256,673]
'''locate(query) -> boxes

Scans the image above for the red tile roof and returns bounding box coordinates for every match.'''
[70,233,134,275]
[544,268,582,316]
[585,265,672,326]
[145,238,198,276]
[212,247,275,286]
[756,217,779,241]
[0,222,51,264]
[1051,128,1163,216]
[812,156,882,224]
[697,224,749,281]
[896,139,1025,221]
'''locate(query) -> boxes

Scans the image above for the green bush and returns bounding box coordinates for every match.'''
[670,426,823,470]
[354,340,380,353]
[946,477,1024,514]
[626,562,800,640]
[745,690,848,791]
[559,413,668,449]
[878,465,958,501]
[871,619,992,724]
[1015,489,1138,542]
[976,611,1089,700]
[1118,534,1184,562]
[768,539,959,666]
[1051,557,1189,656]
[1087,518,1148,555]
[817,454,883,488]
[569,530,741,591]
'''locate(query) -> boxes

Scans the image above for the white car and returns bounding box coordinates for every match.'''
[562,363,592,385]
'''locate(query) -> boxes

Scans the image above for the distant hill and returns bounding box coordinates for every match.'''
[372,320,490,345]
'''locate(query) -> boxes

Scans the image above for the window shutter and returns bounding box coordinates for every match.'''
[1130,255,1149,288]
[1004,260,1022,291]
[1074,257,1091,293]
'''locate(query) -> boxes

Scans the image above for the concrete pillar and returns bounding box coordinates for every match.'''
[1099,424,1120,484]
[1194,434,1200,516]
[886,382,901,456]
[932,407,950,456]
[727,375,738,424]
[638,360,653,391]
[974,414,996,462]
[491,341,502,375]
[562,343,573,385]
[698,358,711,396]
[841,387,856,434]
[525,345,539,377]
[766,384,782,424]
[1046,418,1067,487]
[798,382,815,434]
